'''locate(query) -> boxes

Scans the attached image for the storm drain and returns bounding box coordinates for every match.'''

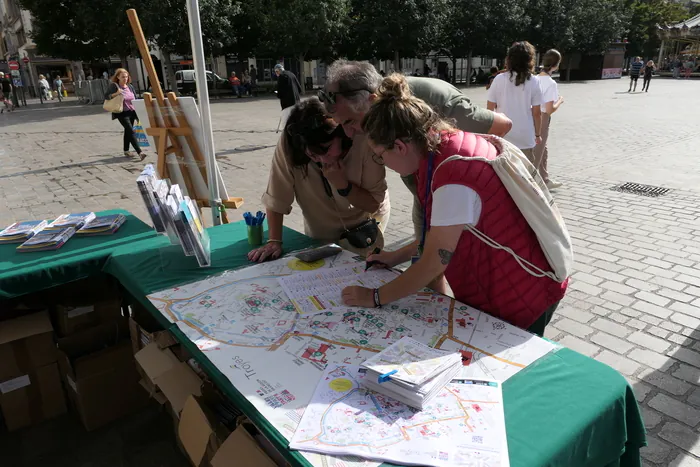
[610,182,671,198]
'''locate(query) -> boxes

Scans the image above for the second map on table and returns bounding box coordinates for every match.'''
[147,250,557,467]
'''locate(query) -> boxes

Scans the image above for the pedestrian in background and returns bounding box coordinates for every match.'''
[229,72,241,97]
[641,60,655,92]
[104,68,147,160]
[487,41,543,164]
[628,57,643,92]
[535,49,565,191]
[53,75,64,102]
[274,63,302,131]
[0,71,14,113]
[38,74,51,101]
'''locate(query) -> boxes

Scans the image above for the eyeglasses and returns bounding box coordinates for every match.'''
[318,88,370,106]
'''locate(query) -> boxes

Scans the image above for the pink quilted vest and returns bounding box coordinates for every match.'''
[417,132,568,329]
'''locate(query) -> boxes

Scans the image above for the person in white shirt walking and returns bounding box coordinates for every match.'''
[486,41,543,164]
[534,49,565,190]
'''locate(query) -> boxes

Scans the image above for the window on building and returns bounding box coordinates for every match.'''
[16,28,26,47]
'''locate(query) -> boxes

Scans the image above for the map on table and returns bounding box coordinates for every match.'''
[147,249,557,467]
[279,264,399,314]
[290,365,508,467]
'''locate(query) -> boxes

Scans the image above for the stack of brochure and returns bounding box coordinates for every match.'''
[136,164,167,233]
[360,337,463,410]
[45,212,96,231]
[16,227,76,252]
[0,220,48,243]
[77,214,127,235]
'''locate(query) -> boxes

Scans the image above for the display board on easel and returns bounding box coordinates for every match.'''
[126,9,243,224]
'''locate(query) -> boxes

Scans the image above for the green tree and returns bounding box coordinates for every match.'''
[18,0,138,62]
[438,0,527,83]
[343,0,448,70]
[625,0,689,58]
[252,0,350,86]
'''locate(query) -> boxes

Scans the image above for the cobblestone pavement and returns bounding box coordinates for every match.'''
[2,78,700,465]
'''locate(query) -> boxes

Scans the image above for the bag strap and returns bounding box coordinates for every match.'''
[430,153,560,283]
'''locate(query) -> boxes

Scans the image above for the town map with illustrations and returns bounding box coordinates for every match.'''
[148,250,557,467]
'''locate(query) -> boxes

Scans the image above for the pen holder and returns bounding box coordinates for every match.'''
[247,224,263,247]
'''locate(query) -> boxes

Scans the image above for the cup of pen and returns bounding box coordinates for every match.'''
[244,211,265,247]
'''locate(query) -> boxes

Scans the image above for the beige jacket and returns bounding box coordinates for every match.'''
[262,133,390,253]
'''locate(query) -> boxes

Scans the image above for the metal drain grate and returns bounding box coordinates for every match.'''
[610,182,671,198]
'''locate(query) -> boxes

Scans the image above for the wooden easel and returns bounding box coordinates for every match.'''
[126,9,243,223]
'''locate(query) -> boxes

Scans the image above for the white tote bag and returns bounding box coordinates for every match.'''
[433,136,573,282]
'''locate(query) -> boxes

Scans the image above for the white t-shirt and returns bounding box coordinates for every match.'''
[431,185,482,227]
[487,72,543,150]
[538,74,559,113]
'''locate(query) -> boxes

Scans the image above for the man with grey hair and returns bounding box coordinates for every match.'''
[319,59,512,245]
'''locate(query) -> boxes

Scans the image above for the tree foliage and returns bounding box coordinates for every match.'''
[343,0,448,65]
[625,0,689,58]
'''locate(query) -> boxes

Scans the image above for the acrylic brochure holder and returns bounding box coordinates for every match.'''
[137,164,211,270]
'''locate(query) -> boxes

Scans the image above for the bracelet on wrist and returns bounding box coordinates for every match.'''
[373,288,382,308]
[267,239,283,244]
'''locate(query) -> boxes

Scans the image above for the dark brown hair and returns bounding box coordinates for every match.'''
[507,41,536,86]
[542,49,562,73]
[284,97,351,174]
[361,74,455,153]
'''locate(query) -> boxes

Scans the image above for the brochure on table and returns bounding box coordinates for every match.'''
[146,250,558,467]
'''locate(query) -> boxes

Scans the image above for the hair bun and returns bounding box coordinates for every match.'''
[377,74,411,100]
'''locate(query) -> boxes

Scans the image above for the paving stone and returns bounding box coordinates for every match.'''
[594,270,627,283]
[626,278,660,292]
[590,318,631,338]
[627,379,652,403]
[643,257,675,269]
[641,436,674,464]
[557,335,600,358]
[570,281,603,297]
[632,300,673,319]
[669,347,700,369]
[661,321,685,333]
[626,318,647,330]
[634,291,671,307]
[628,348,675,372]
[638,368,692,396]
[607,312,629,324]
[647,327,671,340]
[600,291,636,307]
[646,265,679,280]
[641,406,664,430]
[688,388,700,408]
[620,268,654,281]
[659,422,700,457]
[573,272,604,286]
[649,393,700,427]
[590,332,635,354]
[669,453,700,467]
[670,302,700,316]
[600,281,638,295]
[552,318,594,339]
[628,331,672,353]
[555,306,595,324]
[671,313,700,329]
[652,276,688,292]
[674,364,700,384]
[594,350,640,376]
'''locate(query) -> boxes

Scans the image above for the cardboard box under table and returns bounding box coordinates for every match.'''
[102,220,647,467]
[0,311,67,431]
[57,318,149,431]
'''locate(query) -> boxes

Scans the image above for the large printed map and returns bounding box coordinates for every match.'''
[148,250,557,467]
[290,365,508,467]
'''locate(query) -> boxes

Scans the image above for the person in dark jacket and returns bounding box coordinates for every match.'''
[274,64,302,110]
[104,68,147,160]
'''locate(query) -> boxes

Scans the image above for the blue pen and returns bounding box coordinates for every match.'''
[378,369,398,384]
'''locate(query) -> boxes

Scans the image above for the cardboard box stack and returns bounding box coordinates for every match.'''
[0,311,67,431]
[57,318,149,431]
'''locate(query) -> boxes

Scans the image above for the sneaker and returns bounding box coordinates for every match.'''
[124,151,136,157]
[546,180,563,190]
[138,152,148,161]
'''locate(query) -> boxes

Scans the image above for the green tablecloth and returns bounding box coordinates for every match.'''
[0,209,156,300]
[103,221,646,467]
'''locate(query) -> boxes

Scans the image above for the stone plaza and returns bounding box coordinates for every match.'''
[1,77,700,465]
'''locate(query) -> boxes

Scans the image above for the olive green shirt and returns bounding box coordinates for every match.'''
[403,77,496,238]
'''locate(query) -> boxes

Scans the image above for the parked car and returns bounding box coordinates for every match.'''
[175,70,230,96]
